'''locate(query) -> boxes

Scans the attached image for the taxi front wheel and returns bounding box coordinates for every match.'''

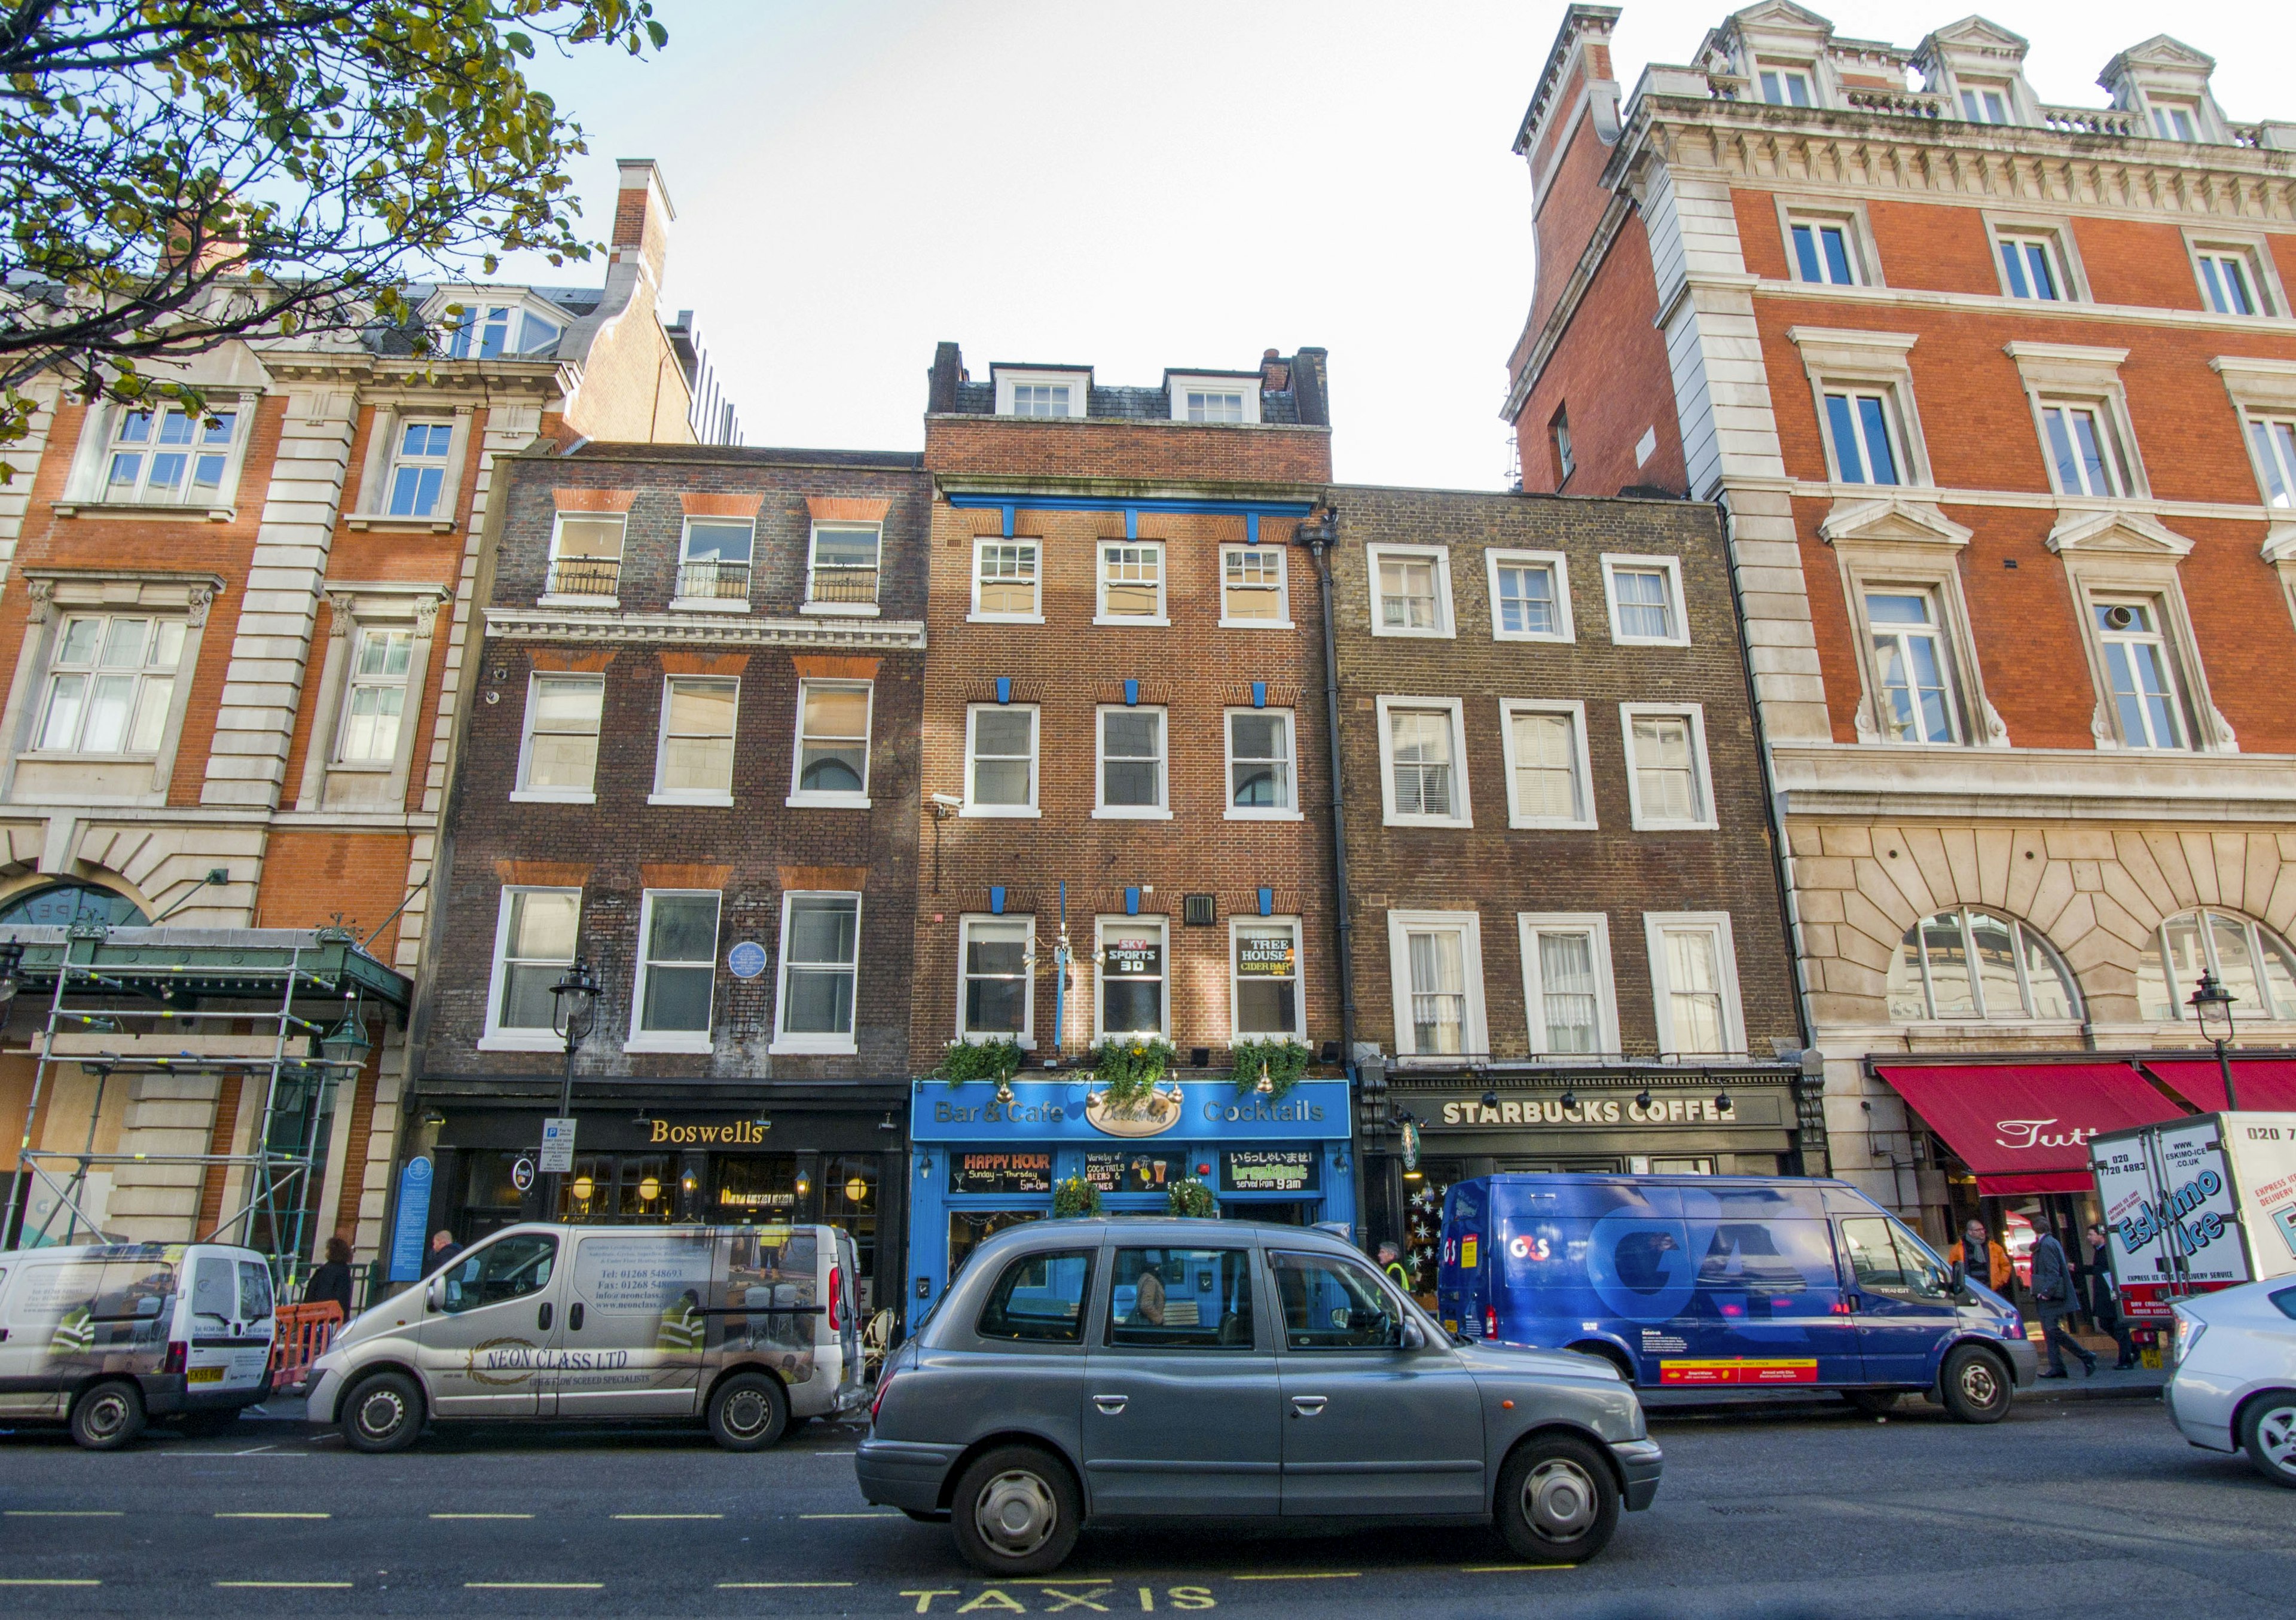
[1494,1435,1620,1564]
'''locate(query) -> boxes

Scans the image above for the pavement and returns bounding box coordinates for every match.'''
[5,1378,2287,1618]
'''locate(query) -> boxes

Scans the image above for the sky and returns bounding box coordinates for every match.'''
[497,1,2293,490]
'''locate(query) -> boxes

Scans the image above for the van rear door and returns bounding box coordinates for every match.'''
[832,1229,862,1395]
[184,1251,273,1396]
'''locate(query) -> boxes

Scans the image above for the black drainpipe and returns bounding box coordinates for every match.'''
[1299,511,1364,1238]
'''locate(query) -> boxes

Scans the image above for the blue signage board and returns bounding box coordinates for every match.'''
[911,1078,1349,1144]
[386,1154,435,1281]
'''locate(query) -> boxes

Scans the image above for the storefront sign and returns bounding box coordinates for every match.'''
[539,1117,578,1173]
[510,1156,535,1193]
[647,1117,771,1147]
[1236,936,1294,976]
[387,1154,433,1281]
[1399,1120,1420,1171]
[1083,1084,1185,1138]
[950,1152,1054,1194]
[1221,1150,1318,1194]
[1084,1151,1187,1194]
[1102,937,1160,976]
[915,1080,1349,1144]
[1433,1095,1737,1127]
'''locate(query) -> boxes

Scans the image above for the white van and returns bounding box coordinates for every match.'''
[0,1240,277,1448]
[307,1222,866,1452]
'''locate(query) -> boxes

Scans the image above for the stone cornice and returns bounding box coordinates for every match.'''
[483,607,926,651]
[1771,742,2296,823]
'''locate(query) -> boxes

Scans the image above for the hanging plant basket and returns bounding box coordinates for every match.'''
[934,1037,1025,1087]
[1228,1038,1311,1100]
[1168,1177,1218,1219]
[1052,1174,1102,1219]
[1087,1038,1174,1107]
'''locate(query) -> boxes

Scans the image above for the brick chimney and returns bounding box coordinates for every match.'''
[610,158,675,290]
[1259,348,1291,392]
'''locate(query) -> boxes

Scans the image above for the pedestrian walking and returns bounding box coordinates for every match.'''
[428,1229,461,1273]
[1378,1242,1412,1295]
[303,1234,356,1317]
[2029,1215,2096,1378]
[1949,1219,2011,1294]
[2085,1222,2138,1370]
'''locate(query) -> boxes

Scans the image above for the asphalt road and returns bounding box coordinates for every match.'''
[1,1393,2290,1618]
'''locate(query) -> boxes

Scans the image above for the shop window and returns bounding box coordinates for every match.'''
[653,675,738,803]
[1231,918,1301,1039]
[0,881,146,929]
[1226,708,1296,817]
[806,524,881,612]
[1107,1247,1256,1349]
[677,519,754,605]
[1387,910,1486,1060]
[1376,696,1471,827]
[1644,913,1744,1057]
[790,680,872,806]
[563,1157,614,1220]
[822,1154,878,1302]
[1500,701,1593,829]
[959,915,1034,1043]
[484,887,579,1046]
[1486,549,1572,643]
[774,892,861,1054]
[1886,906,2080,1022]
[630,890,720,1047]
[615,1156,676,1222]
[1621,704,1716,830]
[1095,705,1168,818]
[1097,916,1168,1040]
[1518,914,1617,1056]
[715,1156,797,1222]
[964,703,1039,816]
[1367,545,1453,637]
[1220,545,1288,625]
[514,673,603,801]
[36,614,185,756]
[973,540,1040,621]
[949,1211,1045,1282]
[1097,542,1166,623]
[334,626,413,766]
[2136,909,2296,1023]
[976,1248,1095,1342]
[545,514,624,600]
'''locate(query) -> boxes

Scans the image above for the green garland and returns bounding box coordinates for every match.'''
[933,1037,1024,1086]
[1168,1177,1218,1219]
[1087,1038,1174,1106]
[1228,1038,1311,1099]
[1052,1175,1102,1218]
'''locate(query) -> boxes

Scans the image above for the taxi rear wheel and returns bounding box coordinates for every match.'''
[69,1380,145,1451]
[341,1371,425,1453]
[1494,1434,1619,1564]
[2240,1393,2296,1488]
[950,1445,1081,1576]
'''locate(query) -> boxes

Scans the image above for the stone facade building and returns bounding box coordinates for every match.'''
[1503,3,2296,1236]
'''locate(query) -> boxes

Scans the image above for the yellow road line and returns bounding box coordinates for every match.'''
[1234,1572,1359,1581]
[465,1582,604,1590]
[613,1512,723,1520]
[429,1512,534,1520]
[1461,1563,1571,1572]
[215,1511,329,1519]
[5,1511,123,1517]
[797,1511,901,1519]
[0,1580,102,1587]
[215,1582,355,1589]
[718,1582,858,1589]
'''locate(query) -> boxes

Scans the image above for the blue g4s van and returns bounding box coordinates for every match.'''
[1438,1174,2037,1422]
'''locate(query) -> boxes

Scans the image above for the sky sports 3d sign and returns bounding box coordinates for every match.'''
[914,1078,1349,1142]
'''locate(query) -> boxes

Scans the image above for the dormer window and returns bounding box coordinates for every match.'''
[993,367,1090,418]
[1758,65,1815,107]
[1186,390,1245,422]
[1166,373,1262,426]
[2150,100,2199,141]
[1012,384,1069,417]
[1959,82,2011,124]
[436,296,565,359]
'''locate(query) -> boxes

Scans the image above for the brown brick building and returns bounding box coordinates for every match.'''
[1501,4,2296,1242]
[1323,485,1810,1283]
[410,441,925,1311]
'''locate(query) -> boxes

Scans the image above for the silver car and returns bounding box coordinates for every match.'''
[858,1218,1660,1575]
[2166,1275,2296,1487]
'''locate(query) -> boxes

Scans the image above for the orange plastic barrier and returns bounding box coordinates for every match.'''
[268,1301,345,1393]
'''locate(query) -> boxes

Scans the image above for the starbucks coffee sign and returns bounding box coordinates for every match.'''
[1433,1094,1739,1128]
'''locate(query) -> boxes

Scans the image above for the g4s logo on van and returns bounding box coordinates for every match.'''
[1507,1234,1551,1262]
[467,1338,634,1385]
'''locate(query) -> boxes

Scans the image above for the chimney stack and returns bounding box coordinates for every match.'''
[610,158,676,289]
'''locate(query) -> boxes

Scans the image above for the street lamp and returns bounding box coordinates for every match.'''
[2189,970,2240,1111]
[545,959,602,1214]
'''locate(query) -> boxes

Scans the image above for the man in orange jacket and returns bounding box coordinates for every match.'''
[1950,1218,2013,1294]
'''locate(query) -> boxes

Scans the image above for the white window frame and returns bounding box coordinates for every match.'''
[673,516,755,612]
[1984,217,2088,303]
[1366,544,1454,639]
[1856,584,1965,746]
[803,522,882,616]
[96,404,246,508]
[771,890,862,1056]
[786,678,873,809]
[478,885,581,1052]
[962,702,1040,818]
[1643,912,1746,1059]
[955,913,1037,1047]
[381,418,457,519]
[1094,704,1170,820]
[2089,595,2188,750]
[1167,372,1262,425]
[2050,511,2232,754]
[1620,702,1718,832]
[1756,62,1816,107]
[1787,326,1934,490]
[1819,386,1909,488]
[2005,343,2148,502]
[1223,706,1299,821]
[2185,231,2289,320]
[1777,204,1876,289]
[1229,915,1304,1043]
[1497,699,1596,830]
[2148,98,2199,142]
[994,368,1089,418]
[2211,358,2296,521]
[1094,540,1168,626]
[512,671,603,804]
[2243,410,2296,510]
[970,537,1043,623]
[1484,549,1574,643]
[542,512,626,605]
[2036,399,2135,499]
[1218,544,1291,628]
[625,888,721,1054]
[331,625,416,768]
[1385,909,1488,1063]
[1957,80,2014,125]
[1373,695,1472,829]
[1599,554,1690,647]
[1516,912,1620,1059]
[31,613,188,759]
[1094,914,1170,1043]
[649,674,738,808]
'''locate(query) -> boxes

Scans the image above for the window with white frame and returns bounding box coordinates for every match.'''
[1226,708,1294,817]
[1822,388,1903,485]
[1097,542,1165,622]
[807,524,880,610]
[2137,909,2296,1023]
[1959,82,2012,123]
[631,890,720,1042]
[1758,65,1814,106]
[959,915,1034,1043]
[775,892,860,1050]
[487,887,579,1040]
[1097,916,1168,1040]
[1387,911,1485,1060]
[515,674,603,797]
[384,420,454,518]
[1888,907,2080,1022]
[1998,233,2069,301]
[973,540,1040,620]
[2150,100,2199,141]
[1601,555,1688,646]
[1096,707,1167,817]
[1864,589,1960,744]
[1220,546,1287,624]
[1184,389,1247,422]
[334,627,413,765]
[103,406,239,505]
[1487,550,1571,641]
[1622,704,1715,830]
[1645,913,1743,1057]
[1788,219,1858,285]
[679,519,754,603]
[1232,918,1301,1038]
[546,514,625,598]
[1550,408,1574,483]
[2038,402,2128,497]
[654,677,738,800]
[2249,415,2296,508]
[1377,698,1469,826]
[1500,701,1593,829]
[1368,546,1451,637]
[790,680,871,805]
[2196,247,2266,317]
[1010,383,1072,417]
[447,304,560,359]
[1518,914,1617,1056]
[964,704,1038,814]
[2092,598,2187,748]
[35,614,185,754]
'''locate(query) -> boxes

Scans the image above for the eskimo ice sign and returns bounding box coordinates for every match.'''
[1084,1084,1184,1138]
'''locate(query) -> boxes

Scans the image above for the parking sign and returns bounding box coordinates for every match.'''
[539,1117,578,1173]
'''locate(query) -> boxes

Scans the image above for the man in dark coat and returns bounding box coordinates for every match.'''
[2084,1222,2137,1370]
[2030,1215,2097,1378]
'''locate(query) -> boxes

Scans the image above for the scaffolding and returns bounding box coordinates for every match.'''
[2,922,410,1281]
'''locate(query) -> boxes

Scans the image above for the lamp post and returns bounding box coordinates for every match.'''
[2189,970,2239,1111]
[545,958,602,1215]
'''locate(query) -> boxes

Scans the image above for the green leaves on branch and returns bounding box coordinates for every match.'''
[1088,1040,1174,1108]
[1228,1039,1311,1100]
[933,1038,1025,1087]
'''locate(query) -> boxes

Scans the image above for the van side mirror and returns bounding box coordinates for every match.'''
[1947,1262,1966,1294]
[425,1281,442,1313]
[1398,1319,1427,1352]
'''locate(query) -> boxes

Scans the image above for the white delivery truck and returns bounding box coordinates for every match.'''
[2089,1112,2296,1322]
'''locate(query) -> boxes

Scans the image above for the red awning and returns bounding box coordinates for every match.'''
[2142,1058,2296,1114]
[1873,1062,2194,1197]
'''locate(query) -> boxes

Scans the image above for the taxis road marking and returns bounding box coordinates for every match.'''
[613,1512,723,1520]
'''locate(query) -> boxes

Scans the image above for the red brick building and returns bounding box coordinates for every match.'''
[1504,4,2296,1239]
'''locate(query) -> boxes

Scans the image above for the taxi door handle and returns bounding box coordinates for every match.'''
[569,1303,585,1332]
[537,1301,553,1331]
[1290,1395,1328,1416]
[1092,1394,1128,1416]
